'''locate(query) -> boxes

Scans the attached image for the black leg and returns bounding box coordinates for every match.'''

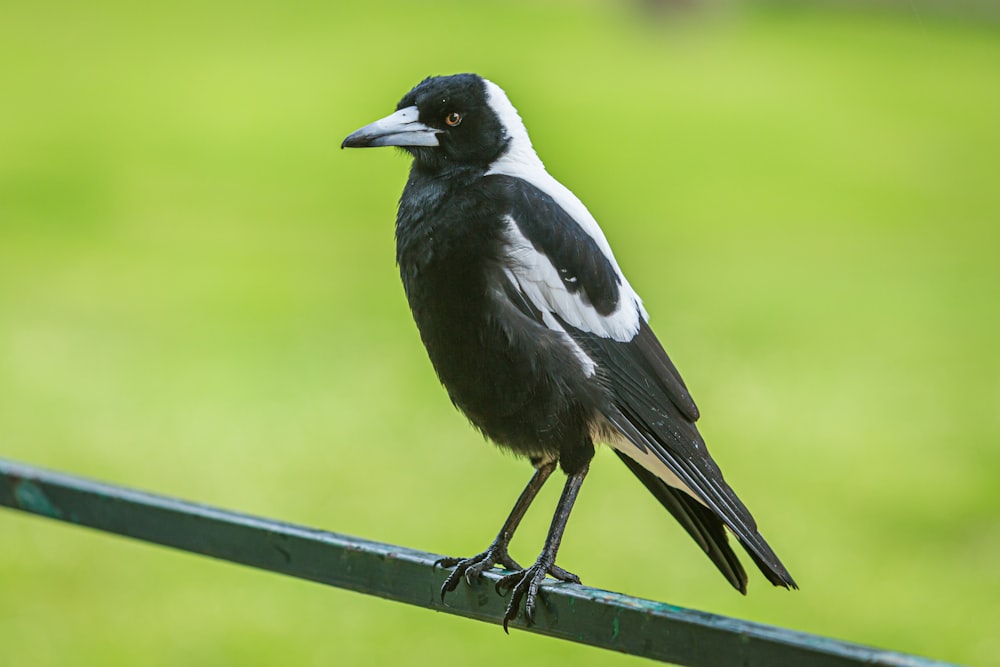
[496,462,589,632]
[437,461,557,600]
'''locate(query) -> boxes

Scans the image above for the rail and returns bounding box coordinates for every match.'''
[0,458,959,666]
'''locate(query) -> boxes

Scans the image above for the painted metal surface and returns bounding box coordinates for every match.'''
[0,458,960,666]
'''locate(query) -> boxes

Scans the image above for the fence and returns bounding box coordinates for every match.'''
[0,457,959,666]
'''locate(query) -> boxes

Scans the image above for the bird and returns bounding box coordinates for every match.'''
[342,73,796,631]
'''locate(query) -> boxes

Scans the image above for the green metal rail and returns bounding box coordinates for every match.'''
[0,458,958,666]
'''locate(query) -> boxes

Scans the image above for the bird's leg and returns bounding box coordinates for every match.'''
[437,460,556,599]
[496,462,588,632]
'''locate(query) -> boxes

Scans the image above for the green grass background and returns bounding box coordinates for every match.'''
[1,1,998,665]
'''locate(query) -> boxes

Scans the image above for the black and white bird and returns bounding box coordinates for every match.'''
[342,73,796,629]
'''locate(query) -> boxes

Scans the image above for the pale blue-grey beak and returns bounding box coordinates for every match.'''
[341,106,441,149]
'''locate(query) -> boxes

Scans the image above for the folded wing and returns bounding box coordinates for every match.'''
[491,173,796,590]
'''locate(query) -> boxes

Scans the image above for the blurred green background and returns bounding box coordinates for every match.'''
[1,1,998,665]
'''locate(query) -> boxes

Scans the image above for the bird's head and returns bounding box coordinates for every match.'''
[342,73,533,175]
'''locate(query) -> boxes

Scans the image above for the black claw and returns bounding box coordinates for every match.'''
[548,563,581,584]
[440,569,462,601]
[437,543,523,604]
[502,581,525,632]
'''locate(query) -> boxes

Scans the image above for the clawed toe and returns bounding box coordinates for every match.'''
[437,544,523,601]
[495,561,581,632]
[463,558,493,585]
[548,563,580,584]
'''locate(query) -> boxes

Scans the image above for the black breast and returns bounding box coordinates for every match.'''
[395,169,599,463]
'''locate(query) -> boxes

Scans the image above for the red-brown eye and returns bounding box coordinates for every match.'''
[445,112,462,127]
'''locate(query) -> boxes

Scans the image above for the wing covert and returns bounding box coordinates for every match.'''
[487,174,645,343]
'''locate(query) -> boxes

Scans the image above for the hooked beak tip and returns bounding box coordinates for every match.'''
[341,131,371,149]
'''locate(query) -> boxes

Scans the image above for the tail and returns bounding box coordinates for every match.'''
[615,451,797,592]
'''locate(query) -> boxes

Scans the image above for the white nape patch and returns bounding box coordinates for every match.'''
[503,268,597,378]
[596,425,708,507]
[481,79,540,171]
[481,78,648,332]
[504,216,641,343]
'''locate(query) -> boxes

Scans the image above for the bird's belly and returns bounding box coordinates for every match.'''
[411,289,597,458]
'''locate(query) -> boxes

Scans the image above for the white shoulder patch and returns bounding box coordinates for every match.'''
[503,217,643,344]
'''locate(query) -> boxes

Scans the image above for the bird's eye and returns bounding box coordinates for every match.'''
[445,112,462,127]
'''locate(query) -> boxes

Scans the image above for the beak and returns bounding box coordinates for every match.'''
[341,106,440,149]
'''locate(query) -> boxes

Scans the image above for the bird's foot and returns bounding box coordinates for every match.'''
[436,543,523,600]
[495,558,580,632]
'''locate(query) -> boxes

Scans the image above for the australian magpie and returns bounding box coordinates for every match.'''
[342,73,796,630]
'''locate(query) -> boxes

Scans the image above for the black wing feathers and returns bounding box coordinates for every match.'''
[630,323,700,422]
[577,322,797,589]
